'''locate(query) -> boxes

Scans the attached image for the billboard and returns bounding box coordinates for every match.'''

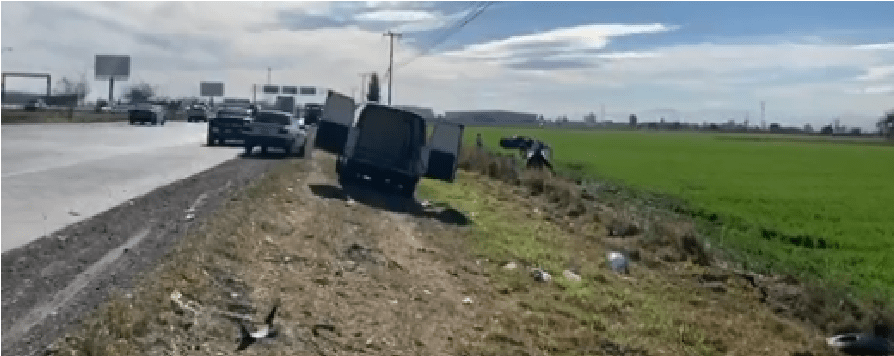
[282,86,298,95]
[299,86,316,95]
[262,85,279,94]
[94,55,130,79]
[200,82,224,97]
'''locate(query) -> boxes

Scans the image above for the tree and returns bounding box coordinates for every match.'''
[54,75,90,105]
[367,73,381,103]
[124,82,155,103]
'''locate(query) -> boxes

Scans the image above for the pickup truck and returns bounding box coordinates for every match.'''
[208,106,253,146]
[186,104,209,122]
[129,104,167,125]
[321,92,463,197]
[242,110,308,157]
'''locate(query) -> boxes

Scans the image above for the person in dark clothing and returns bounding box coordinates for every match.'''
[476,133,483,148]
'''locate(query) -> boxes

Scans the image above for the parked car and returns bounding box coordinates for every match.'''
[24,98,47,111]
[186,104,209,122]
[208,106,253,146]
[242,110,308,157]
[129,103,166,125]
[323,94,464,197]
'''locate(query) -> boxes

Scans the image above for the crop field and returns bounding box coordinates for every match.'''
[466,127,894,300]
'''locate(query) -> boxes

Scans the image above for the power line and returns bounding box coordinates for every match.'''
[395,1,493,70]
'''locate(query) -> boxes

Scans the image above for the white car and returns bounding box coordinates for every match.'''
[242,110,308,156]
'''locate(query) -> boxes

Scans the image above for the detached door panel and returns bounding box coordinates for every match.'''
[424,122,464,182]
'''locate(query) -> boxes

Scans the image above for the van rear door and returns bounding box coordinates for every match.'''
[424,122,464,182]
[315,90,356,154]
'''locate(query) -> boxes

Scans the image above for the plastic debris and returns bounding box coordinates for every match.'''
[607,251,630,274]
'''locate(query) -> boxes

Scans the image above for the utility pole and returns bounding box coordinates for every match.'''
[384,31,402,105]
[267,67,272,85]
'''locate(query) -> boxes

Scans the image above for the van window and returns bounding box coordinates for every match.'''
[255,112,291,125]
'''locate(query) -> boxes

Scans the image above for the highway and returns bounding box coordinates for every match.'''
[2,122,241,252]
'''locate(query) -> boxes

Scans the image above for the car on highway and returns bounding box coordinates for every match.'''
[24,98,47,111]
[186,104,209,122]
[208,106,253,146]
[242,110,308,156]
[128,103,167,125]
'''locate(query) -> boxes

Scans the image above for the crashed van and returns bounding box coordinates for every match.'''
[317,91,464,197]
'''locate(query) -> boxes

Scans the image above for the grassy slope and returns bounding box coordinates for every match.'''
[468,127,894,300]
[418,171,817,356]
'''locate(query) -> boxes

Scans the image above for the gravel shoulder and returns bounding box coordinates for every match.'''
[2,155,285,356]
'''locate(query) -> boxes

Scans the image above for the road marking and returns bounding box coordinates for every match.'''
[2,227,152,348]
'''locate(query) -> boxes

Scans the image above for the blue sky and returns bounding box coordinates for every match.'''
[2,1,893,129]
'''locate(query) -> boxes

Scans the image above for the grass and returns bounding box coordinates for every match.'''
[467,127,894,301]
[418,170,817,355]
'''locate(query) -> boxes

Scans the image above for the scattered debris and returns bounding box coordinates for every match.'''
[235,305,279,351]
[563,269,581,282]
[826,332,891,356]
[311,323,336,337]
[462,297,473,304]
[68,211,80,217]
[185,213,195,221]
[607,251,630,274]
[608,218,640,237]
[531,268,552,282]
[503,261,518,270]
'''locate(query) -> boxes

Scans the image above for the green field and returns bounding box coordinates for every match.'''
[466,127,894,300]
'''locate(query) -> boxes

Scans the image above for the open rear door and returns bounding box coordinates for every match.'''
[424,122,464,182]
[315,90,356,154]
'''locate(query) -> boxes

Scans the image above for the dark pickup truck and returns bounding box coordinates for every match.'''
[208,106,253,146]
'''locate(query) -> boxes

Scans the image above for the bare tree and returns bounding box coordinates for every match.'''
[54,75,90,105]
[124,82,155,104]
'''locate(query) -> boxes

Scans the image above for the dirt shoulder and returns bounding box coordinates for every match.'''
[2,155,285,356]
[26,147,871,356]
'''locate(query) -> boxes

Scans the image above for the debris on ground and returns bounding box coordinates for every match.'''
[607,251,630,274]
[503,261,518,270]
[235,305,279,351]
[530,267,552,282]
[563,269,581,282]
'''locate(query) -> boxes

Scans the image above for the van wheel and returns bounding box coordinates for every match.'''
[261,146,268,155]
[244,145,253,155]
[207,135,215,146]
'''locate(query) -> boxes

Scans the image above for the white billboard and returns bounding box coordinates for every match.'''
[200,82,224,97]
[94,55,130,79]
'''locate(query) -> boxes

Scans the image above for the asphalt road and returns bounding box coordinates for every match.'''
[2,121,241,252]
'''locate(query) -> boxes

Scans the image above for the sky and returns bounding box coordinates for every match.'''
[2,1,893,129]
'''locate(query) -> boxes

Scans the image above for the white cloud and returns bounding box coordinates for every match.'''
[856,65,894,81]
[445,23,677,61]
[864,85,894,94]
[854,42,894,50]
